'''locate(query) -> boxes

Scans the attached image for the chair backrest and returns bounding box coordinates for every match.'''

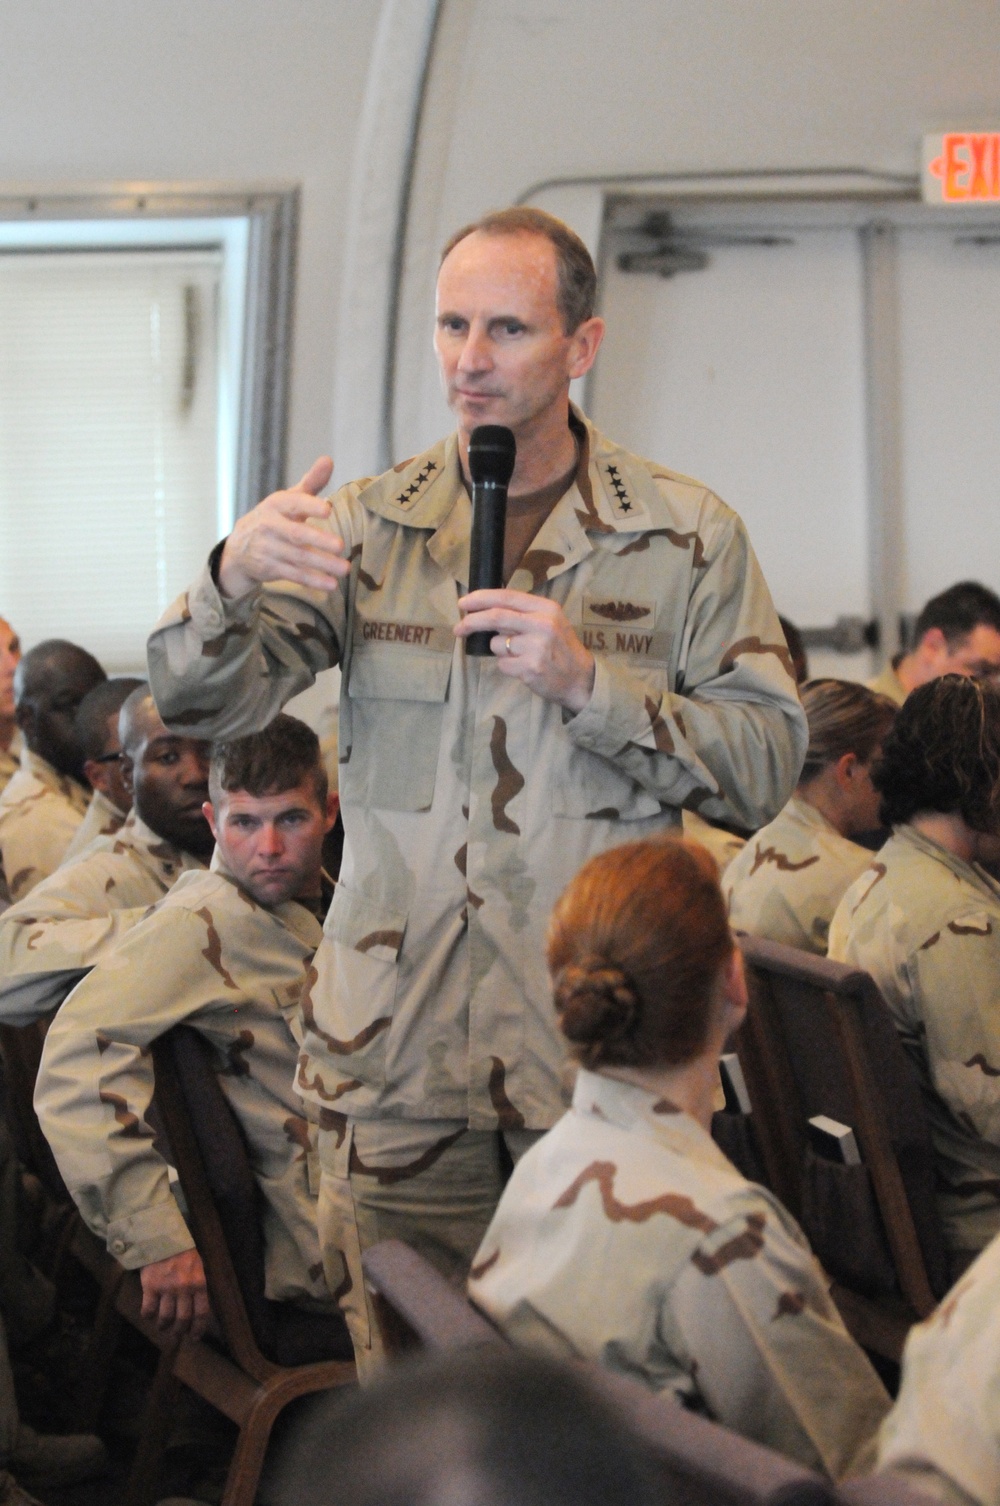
[151,1026,353,1373]
[597,1370,835,1506]
[736,937,949,1315]
[837,1471,946,1506]
[0,1020,70,1203]
[362,1238,835,1506]
[362,1238,501,1353]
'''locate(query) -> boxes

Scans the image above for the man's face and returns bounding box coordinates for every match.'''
[205,778,334,908]
[918,624,1000,686]
[127,729,213,859]
[0,619,20,725]
[83,711,131,814]
[434,231,602,445]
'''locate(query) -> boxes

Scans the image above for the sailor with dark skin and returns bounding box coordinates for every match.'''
[0,689,213,1023]
[0,640,106,899]
[120,691,216,865]
[61,678,145,863]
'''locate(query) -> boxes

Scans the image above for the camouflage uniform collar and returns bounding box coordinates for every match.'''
[786,794,840,837]
[361,409,672,591]
[893,823,1000,904]
[21,745,88,803]
[201,856,324,948]
[357,435,455,529]
[121,812,207,877]
[572,1067,734,1173]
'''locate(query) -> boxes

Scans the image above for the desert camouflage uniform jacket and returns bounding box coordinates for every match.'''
[147,410,806,1130]
[723,796,873,954]
[878,1230,1000,1506]
[682,809,747,876]
[469,1069,889,1478]
[61,790,128,865]
[35,863,335,1307]
[829,826,1000,1257]
[0,813,205,1024]
[0,747,90,902]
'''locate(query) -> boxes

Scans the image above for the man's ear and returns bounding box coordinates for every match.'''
[203,801,219,841]
[83,757,108,797]
[120,753,136,799]
[325,790,340,832]
[567,315,605,382]
[919,626,949,663]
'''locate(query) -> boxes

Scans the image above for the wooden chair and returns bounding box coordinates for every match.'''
[362,1238,839,1506]
[734,936,950,1361]
[121,1025,356,1506]
[362,1237,502,1355]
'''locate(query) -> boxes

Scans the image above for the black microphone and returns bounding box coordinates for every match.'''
[465,425,516,657]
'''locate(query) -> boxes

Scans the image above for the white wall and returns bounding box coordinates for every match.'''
[0,0,383,483]
[394,0,1000,457]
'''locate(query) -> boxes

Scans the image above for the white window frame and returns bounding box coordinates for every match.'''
[0,181,299,525]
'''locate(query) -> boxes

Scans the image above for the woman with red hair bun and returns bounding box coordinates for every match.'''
[469,836,890,1479]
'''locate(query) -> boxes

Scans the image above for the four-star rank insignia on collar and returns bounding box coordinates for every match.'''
[603,461,636,520]
[394,458,439,509]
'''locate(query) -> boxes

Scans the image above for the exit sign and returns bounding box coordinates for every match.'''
[923,133,1000,203]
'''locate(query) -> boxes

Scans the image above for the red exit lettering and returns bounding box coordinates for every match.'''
[929,133,1000,201]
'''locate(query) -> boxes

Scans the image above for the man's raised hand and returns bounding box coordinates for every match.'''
[218,457,351,599]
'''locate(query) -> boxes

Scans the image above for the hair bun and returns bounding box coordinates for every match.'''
[554,959,640,1055]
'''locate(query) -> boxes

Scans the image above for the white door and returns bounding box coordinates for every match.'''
[589,209,872,680]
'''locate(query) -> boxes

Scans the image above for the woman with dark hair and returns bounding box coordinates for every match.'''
[470,837,889,1478]
[829,675,1000,1272]
[724,680,896,953]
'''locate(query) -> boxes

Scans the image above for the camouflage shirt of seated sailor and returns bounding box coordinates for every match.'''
[147,407,805,1131]
[0,812,206,1025]
[723,795,873,954]
[35,863,340,1308]
[469,1068,889,1479]
[61,790,128,866]
[828,825,1000,1259]
[878,1229,1000,1506]
[0,746,90,902]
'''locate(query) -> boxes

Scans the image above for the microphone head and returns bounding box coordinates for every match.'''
[468,425,516,486]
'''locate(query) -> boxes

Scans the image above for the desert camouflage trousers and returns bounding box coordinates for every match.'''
[317,1119,542,1378]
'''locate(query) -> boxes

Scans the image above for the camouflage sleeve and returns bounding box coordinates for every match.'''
[0,863,152,1024]
[907,912,1000,1144]
[878,1236,1000,1506]
[146,490,362,739]
[664,1196,890,1479]
[564,508,806,830]
[34,905,230,1269]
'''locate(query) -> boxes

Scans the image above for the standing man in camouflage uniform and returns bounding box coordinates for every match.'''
[829,676,1000,1273]
[36,715,344,1338]
[0,641,105,902]
[147,207,807,1369]
[0,619,21,803]
[0,686,213,1023]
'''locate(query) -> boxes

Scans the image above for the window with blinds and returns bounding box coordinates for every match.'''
[0,246,229,671]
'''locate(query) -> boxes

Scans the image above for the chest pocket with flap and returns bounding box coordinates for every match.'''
[345,647,452,812]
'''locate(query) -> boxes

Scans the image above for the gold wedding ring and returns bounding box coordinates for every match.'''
[505,636,513,656]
